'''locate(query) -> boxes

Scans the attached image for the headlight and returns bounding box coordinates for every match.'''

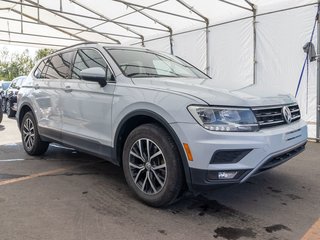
[187,106,259,132]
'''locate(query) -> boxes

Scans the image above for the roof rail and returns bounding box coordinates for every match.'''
[53,41,100,53]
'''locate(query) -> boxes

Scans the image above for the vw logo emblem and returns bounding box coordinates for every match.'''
[282,106,292,124]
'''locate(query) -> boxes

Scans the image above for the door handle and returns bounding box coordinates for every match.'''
[64,86,72,93]
[34,84,40,90]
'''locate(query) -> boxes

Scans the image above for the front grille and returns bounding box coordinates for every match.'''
[252,104,301,129]
[255,142,306,174]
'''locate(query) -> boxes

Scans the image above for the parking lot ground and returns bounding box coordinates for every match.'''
[0,115,319,240]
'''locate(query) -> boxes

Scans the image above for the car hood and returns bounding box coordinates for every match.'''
[131,78,296,107]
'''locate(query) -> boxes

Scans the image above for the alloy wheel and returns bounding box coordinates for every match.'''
[23,118,35,150]
[129,138,167,195]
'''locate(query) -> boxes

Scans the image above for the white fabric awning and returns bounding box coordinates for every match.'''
[0,0,316,48]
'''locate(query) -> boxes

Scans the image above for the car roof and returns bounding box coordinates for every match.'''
[46,42,160,59]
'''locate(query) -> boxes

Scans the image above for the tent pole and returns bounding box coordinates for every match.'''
[218,0,252,12]
[0,38,68,48]
[125,5,172,50]
[253,6,257,84]
[0,15,141,39]
[2,0,167,33]
[245,1,257,84]
[176,0,209,73]
[317,0,320,142]
[20,0,23,33]
[205,23,210,75]
[113,0,205,23]
[169,29,174,55]
[69,0,144,46]
[37,0,39,23]
[9,9,88,41]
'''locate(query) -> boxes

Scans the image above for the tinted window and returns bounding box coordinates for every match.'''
[34,60,46,79]
[45,51,74,79]
[41,59,51,79]
[72,49,107,79]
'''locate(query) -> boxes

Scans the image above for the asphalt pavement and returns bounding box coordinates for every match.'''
[0,115,319,240]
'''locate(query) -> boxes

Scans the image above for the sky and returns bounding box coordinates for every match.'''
[0,43,39,59]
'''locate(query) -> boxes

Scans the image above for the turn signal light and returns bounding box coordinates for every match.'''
[183,143,193,161]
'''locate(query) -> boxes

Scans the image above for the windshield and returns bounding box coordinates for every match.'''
[16,77,27,87]
[106,48,209,79]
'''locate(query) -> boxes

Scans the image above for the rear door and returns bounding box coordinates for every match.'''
[32,52,74,140]
[61,48,115,157]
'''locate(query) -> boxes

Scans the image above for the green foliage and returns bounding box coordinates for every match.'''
[0,47,54,80]
[34,48,55,62]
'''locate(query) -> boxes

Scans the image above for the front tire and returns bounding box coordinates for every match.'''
[21,112,49,156]
[122,123,184,207]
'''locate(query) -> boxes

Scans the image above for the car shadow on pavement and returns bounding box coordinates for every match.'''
[0,125,5,131]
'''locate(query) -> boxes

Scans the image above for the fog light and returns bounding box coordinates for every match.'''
[218,171,238,179]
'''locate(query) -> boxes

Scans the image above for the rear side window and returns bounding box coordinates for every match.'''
[34,60,46,79]
[45,51,74,79]
[71,49,107,79]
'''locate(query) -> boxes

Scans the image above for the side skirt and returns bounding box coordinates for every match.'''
[39,126,118,166]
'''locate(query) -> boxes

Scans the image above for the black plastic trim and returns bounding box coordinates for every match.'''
[210,149,252,164]
[255,141,306,174]
[39,126,117,165]
[189,168,252,191]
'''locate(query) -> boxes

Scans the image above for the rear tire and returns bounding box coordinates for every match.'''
[122,123,184,207]
[21,112,49,156]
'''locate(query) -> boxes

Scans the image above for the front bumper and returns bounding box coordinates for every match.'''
[170,119,307,190]
[189,141,306,190]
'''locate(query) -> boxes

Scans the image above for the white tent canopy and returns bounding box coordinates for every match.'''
[0,0,319,139]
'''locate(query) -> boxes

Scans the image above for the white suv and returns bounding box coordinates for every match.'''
[17,43,307,207]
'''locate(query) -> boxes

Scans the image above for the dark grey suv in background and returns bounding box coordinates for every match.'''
[2,76,26,117]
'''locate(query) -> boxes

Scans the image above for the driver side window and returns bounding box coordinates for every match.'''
[72,49,113,81]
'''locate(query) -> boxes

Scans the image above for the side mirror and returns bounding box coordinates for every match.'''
[80,67,107,87]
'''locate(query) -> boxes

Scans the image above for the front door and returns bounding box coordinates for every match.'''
[61,48,115,158]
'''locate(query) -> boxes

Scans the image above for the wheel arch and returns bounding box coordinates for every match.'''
[114,110,192,189]
[18,103,36,129]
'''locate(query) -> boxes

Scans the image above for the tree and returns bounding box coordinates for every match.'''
[34,48,55,62]
[0,47,54,80]
[0,47,9,63]
[0,49,33,80]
